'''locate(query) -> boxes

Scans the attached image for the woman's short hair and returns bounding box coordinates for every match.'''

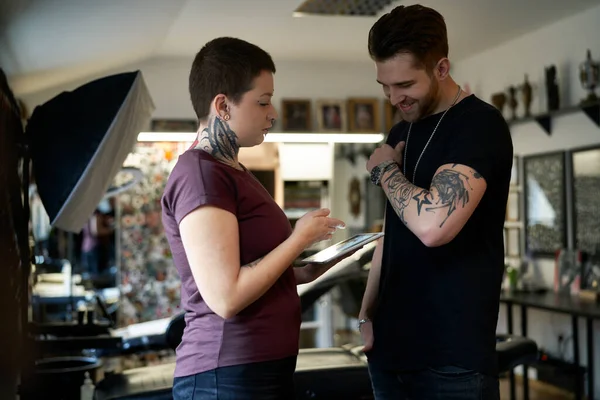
[189,37,276,121]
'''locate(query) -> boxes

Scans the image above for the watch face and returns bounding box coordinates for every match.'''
[370,166,381,185]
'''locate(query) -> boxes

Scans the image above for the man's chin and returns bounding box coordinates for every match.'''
[400,112,419,123]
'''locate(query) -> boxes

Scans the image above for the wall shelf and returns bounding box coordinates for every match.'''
[507,101,600,135]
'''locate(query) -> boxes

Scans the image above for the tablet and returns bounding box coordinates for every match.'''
[299,232,384,265]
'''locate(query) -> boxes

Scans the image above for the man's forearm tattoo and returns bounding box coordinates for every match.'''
[383,169,419,225]
[383,164,480,227]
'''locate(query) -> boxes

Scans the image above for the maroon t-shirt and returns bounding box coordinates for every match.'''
[161,149,301,377]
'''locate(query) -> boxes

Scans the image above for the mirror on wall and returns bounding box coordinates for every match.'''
[523,151,567,256]
[572,145,600,256]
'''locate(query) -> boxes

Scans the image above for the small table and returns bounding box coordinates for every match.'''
[500,290,600,400]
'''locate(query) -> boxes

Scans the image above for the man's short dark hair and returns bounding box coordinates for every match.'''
[368,5,448,71]
[189,37,276,121]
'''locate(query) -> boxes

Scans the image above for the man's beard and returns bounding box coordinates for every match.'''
[400,78,441,122]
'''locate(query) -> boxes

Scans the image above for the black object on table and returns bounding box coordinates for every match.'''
[500,289,600,400]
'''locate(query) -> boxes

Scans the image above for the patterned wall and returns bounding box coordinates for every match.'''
[117,142,185,327]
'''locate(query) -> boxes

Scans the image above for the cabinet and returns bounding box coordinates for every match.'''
[278,142,336,348]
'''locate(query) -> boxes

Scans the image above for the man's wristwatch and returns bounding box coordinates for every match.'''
[358,318,371,331]
[370,160,397,186]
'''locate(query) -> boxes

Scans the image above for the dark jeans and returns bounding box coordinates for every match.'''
[81,248,99,276]
[368,363,500,400]
[172,356,297,400]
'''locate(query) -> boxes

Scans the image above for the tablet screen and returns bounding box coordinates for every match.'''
[300,232,384,264]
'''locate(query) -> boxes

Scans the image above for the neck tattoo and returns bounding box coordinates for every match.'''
[404,85,462,182]
[195,115,241,169]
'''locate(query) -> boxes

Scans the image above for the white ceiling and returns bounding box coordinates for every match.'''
[1,0,599,95]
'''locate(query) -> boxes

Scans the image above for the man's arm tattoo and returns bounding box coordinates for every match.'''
[382,169,421,225]
[426,168,476,227]
[383,165,481,228]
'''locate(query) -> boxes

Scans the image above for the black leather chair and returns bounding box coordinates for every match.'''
[496,333,539,372]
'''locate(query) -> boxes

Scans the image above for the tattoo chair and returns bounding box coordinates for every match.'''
[94,246,539,400]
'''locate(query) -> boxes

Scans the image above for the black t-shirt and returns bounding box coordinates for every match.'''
[367,95,513,377]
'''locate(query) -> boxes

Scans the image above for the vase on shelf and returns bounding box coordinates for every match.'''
[521,74,533,117]
[491,92,507,114]
[545,65,560,112]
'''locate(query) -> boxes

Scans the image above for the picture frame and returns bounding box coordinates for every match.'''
[316,99,347,132]
[281,99,312,132]
[523,151,567,257]
[571,144,600,256]
[347,97,381,133]
[506,191,520,221]
[384,100,402,133]
[151,119,197,132]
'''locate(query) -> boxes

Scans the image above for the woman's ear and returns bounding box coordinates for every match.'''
[213,94,230,119]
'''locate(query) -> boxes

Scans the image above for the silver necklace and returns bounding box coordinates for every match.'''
[403,85,462,182]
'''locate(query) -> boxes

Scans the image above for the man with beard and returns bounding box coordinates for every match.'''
[360,4,513,400]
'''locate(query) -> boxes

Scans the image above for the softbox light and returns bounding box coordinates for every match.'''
[26,70,155,233]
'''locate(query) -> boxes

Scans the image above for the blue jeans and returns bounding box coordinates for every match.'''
[172,356,297,400]
[368,363,500,400]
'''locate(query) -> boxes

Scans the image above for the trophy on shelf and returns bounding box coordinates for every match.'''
[491,91,507,115]
[520,74,533,117]
[579,49,599,105]
[508,86,518,120]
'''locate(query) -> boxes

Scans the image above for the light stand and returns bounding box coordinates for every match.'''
[17,70,154,400]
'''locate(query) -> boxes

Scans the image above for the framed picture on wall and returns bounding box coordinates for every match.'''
[523,151,567,257]
[316,99,347,132]
[281,99,311,132]
[347,98,380,133]
[571,144,600,256]
[151,119,197,132]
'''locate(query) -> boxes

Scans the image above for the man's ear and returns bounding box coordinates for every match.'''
[436,58,451,81]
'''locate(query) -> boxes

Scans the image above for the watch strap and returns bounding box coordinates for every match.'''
[372,160,397,186]
[358,318,371,331]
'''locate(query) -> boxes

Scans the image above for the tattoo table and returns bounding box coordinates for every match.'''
[500,290,600,400]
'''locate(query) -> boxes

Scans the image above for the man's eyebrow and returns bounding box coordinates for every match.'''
[377,79,415,86]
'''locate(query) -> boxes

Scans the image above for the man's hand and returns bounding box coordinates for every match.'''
[360,320,374,352]
[366,141,405,173]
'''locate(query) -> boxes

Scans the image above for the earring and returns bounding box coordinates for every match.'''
[223,114,230,121]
